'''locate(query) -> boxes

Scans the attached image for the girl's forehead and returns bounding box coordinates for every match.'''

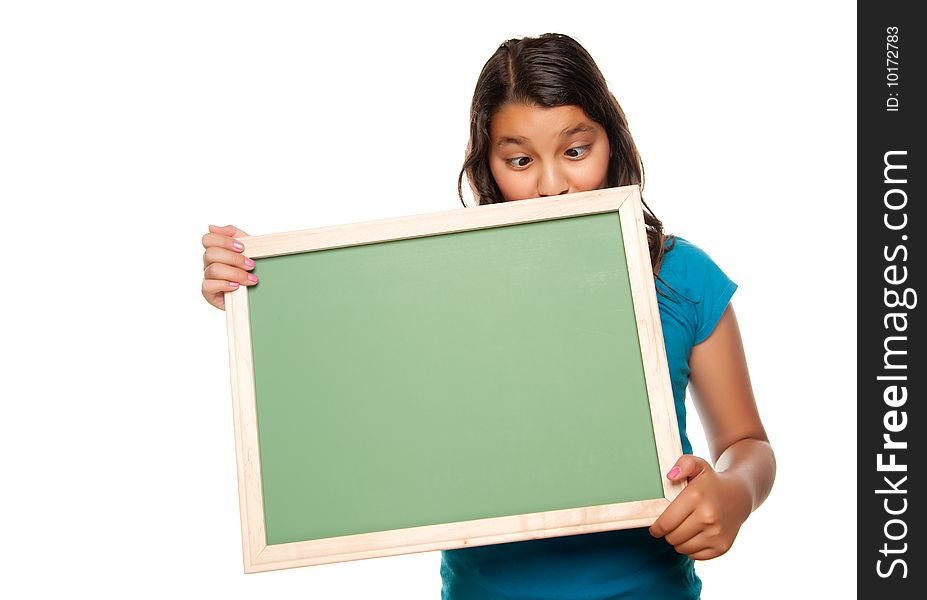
[490,103,601,142]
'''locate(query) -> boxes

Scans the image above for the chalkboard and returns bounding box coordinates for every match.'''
[224,185,683,573]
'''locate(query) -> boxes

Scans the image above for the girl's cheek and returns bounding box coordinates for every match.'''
[493,171,526,202]
[505,180,536,202]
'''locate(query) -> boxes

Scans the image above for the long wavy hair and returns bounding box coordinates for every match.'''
[458,33,674,273]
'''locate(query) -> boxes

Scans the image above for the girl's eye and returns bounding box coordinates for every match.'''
[506,156,532,168]
[565,145,591,158]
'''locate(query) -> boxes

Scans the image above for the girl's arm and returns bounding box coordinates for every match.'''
[648,303,776,559]
[690,302,776,510]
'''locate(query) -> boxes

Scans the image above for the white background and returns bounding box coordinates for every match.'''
[1,1,855,598]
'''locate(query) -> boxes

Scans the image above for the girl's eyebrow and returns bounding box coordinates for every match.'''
[496,135,528,147]
[495,124,597,148]
[561,124,596,137]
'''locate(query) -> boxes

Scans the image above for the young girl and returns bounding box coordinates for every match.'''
[201,33,775,600]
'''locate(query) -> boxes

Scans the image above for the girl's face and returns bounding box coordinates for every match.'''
[488,103,610,202]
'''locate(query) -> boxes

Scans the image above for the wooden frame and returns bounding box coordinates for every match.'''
[224,184,683,573]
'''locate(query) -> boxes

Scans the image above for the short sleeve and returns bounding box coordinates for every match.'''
[686,241,738,345]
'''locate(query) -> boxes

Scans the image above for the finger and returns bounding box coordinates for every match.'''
[649,490,697,539]
[202,279,241,311]
[201,231,247,253]
[203,263,259,286]
[672,531,715,557]
[666,455,710,482]
[663,511,715,548]
[209,224,250,237]
[688,545,728,561]
[676,530,732,560]
[203,246,255,271]
[202,278,241,294]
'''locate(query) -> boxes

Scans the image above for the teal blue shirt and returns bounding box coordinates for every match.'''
[441,237,737,600]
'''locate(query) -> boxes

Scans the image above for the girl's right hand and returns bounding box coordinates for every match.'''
[201,224,257,311]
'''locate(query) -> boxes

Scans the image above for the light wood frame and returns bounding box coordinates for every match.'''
[224,185,684,573]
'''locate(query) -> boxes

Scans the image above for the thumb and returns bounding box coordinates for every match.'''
[209,224,250,237]
[665,455,709,482]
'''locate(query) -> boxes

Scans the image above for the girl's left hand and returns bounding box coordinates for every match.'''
[648,454,753,560]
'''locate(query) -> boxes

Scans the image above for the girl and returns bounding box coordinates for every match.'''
[201,33,775,600]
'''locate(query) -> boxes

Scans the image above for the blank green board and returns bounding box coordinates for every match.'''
[247,211,662,546]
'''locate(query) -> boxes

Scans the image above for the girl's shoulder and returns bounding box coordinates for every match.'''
[658,236,730,282]
[657,235,738,345]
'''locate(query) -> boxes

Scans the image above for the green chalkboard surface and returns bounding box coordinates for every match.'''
[225,186,683,572]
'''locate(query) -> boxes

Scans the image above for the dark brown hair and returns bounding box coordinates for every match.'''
[458,33,674,273]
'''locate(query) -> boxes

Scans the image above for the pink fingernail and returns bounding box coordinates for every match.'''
[228,281,240,288]
[233,241,244,251]
[244,258,255,268]
[667,466,681,479]
[248,274,259,283]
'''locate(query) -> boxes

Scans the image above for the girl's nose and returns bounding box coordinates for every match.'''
[537,165,569,197]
